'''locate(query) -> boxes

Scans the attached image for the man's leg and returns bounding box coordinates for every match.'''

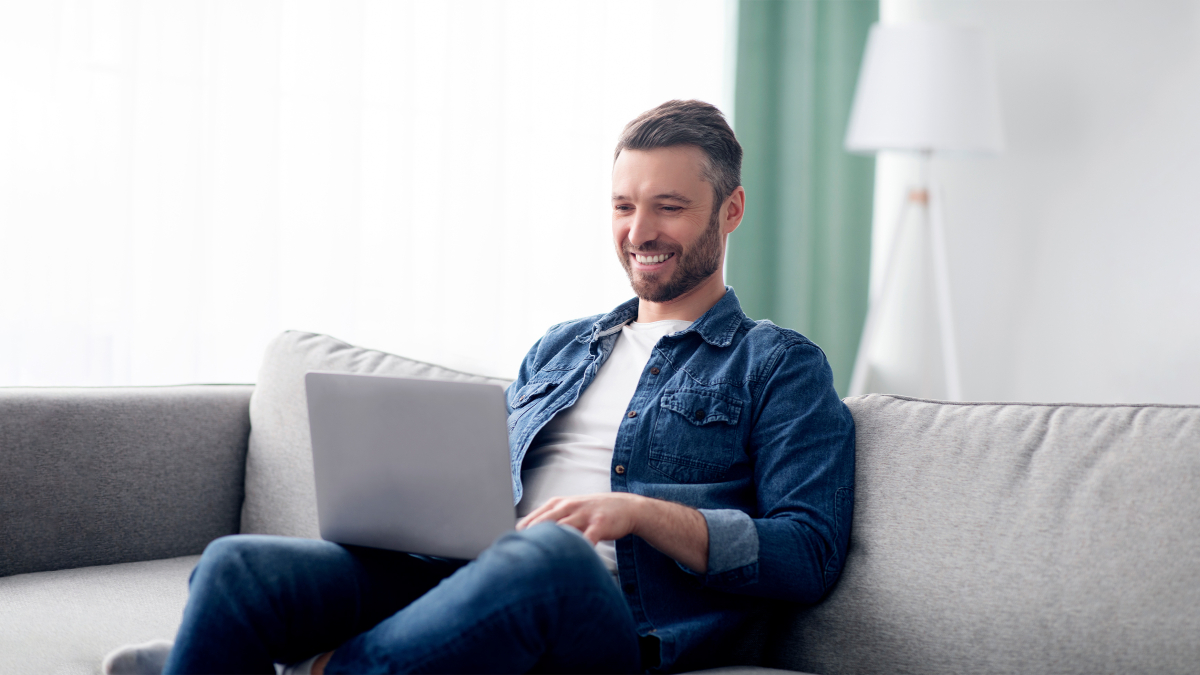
[163,534,459,674]
[325,523,641,674]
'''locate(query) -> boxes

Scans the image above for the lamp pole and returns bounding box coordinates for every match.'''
[849,151,962,400]
[926,156,963,401]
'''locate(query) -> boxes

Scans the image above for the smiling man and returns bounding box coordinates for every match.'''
[507,101,856,672]
[107,100,855,675]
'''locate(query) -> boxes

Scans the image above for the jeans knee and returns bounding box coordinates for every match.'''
[199,533,258,564]
[192,535,279,590]
[489,523,609,589]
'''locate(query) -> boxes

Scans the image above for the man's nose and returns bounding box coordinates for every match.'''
[627,210,659,248]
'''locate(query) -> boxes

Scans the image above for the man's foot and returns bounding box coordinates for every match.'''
[101,639,173,675]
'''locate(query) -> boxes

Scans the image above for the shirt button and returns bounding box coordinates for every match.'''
[694,409,705,420]
[650,367,660,375]
[627,410,637,418]
[615,464,626,475]
[623,582,636,594]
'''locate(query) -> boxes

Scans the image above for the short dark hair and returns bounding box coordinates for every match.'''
[614,100,743,210]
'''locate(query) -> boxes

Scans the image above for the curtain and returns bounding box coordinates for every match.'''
[729,0,877,395]
[0,0,733,386]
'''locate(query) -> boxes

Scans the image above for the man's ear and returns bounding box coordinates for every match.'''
[722,186,746,235]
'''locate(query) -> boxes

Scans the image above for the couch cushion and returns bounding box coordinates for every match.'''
[770,395,1200,675]
[241,331,512,538]
[0,555,198,675]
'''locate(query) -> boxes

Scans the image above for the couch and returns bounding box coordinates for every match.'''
[3,331,1198,674]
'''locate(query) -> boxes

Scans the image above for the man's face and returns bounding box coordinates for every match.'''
[611,146,725,303]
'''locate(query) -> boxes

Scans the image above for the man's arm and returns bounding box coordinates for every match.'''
[517,493,709,573]
[697,340,854,602]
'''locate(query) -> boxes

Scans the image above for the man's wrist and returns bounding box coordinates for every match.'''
[626,492,653,539]
[625,495,709,573]
[629,495,701,536]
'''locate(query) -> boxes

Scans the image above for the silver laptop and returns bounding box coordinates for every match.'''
[304,371,516,559]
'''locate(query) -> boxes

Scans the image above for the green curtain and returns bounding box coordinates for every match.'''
[729,0,877,396]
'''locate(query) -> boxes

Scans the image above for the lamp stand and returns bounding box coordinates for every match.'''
[849,153,962,400]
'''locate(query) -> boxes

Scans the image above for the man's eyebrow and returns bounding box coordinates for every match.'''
[610,192,694,203]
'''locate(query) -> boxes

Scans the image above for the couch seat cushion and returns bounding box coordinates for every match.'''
[0,555,198,675]
[241,331,512,538]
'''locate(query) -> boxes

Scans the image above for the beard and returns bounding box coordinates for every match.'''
[618,209,723,303]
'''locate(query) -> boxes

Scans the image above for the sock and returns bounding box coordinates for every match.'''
[101,639,173,675]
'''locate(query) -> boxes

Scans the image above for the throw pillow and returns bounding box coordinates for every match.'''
[241,330,512,538]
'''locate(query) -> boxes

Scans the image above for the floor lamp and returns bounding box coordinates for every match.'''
[844,23,1003,400]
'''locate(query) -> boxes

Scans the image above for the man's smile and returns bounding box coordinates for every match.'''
[630,251,676,269]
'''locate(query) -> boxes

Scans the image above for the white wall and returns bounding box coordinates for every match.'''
[0,1,734,385]
[870,0,1200,404]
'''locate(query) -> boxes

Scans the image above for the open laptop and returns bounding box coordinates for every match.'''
[304,371,517,559]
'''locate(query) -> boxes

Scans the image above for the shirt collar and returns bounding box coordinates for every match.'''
[578,286,746,348]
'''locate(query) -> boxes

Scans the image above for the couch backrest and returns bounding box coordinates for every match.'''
[767,395,1200,675]
[0,385,253,577]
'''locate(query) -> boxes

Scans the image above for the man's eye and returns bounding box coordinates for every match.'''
[614,205,632,212]
[662,206,681,212]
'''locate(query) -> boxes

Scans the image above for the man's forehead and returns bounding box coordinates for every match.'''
[611,147,709,200]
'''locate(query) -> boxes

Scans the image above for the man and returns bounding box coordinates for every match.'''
[105,99,855,674]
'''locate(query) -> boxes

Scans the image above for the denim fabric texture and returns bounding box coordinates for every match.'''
[163,526,641,674]
[506,287,856,670]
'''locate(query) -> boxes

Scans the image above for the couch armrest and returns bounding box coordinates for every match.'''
[0,385,253,577]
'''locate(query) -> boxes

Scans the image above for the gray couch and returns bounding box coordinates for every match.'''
[3,331,1198,674]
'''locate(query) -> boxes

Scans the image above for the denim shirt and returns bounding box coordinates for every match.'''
[505,287,855,671]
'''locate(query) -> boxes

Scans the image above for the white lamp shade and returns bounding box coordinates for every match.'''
[845,23,1003,154]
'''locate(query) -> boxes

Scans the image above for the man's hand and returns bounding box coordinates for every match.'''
[517,493,710,573]
[517,493,643,545]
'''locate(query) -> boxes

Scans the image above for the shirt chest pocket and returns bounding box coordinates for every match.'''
[507,380,558,431]
[649,389,743,483]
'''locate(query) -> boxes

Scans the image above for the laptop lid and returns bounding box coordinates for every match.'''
[305,371,516,559]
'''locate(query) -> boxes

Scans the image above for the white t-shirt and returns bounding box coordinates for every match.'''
[517,318,693,573]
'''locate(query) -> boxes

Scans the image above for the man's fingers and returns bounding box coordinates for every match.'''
[516,506,551,529]
[519,499,579,529]
[554,513,600,543]
[516,498,567,529]
[515,494,629,543]
[557,516,600,545]
[581,523,607,545]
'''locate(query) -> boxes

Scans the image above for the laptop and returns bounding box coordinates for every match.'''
[304,371,517,559]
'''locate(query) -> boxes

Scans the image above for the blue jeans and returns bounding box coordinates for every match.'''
[163,523,642,674]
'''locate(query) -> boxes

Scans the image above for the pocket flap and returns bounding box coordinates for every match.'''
[659,390,741,426]
[510,380,556,409]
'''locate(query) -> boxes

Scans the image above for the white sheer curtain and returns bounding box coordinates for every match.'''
[0,0,734,385]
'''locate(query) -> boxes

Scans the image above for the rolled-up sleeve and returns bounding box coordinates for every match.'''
[693,508,759,580]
